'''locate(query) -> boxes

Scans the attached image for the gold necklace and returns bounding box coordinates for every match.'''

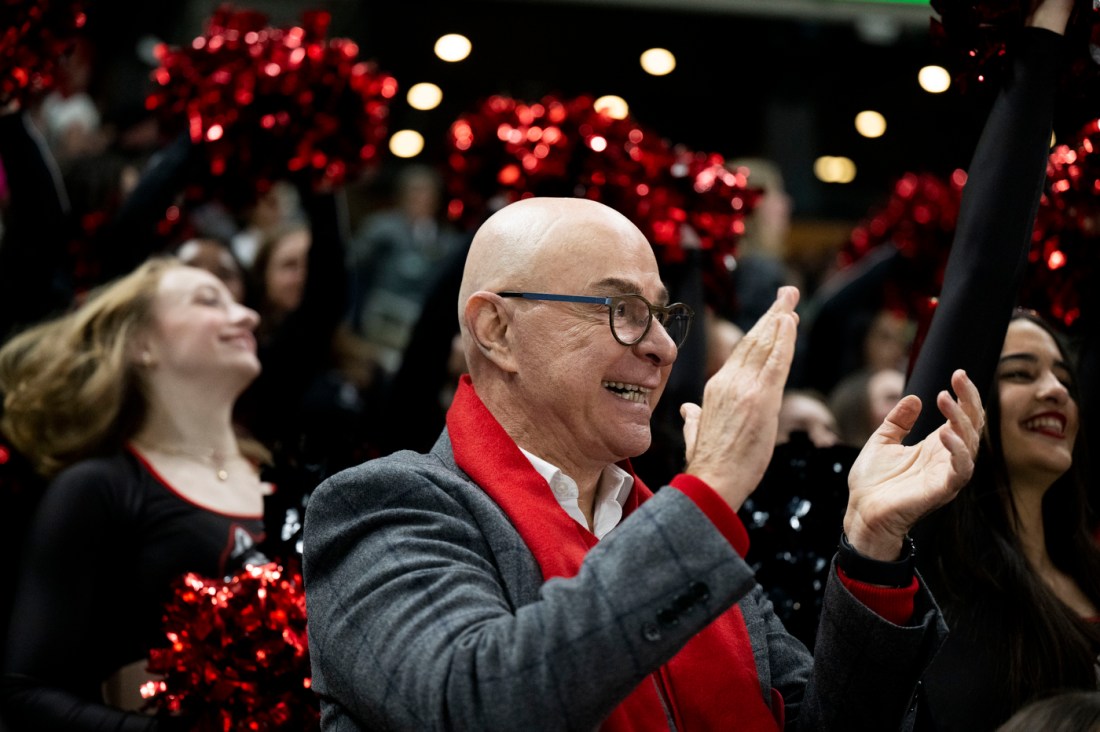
[132,440,235,481]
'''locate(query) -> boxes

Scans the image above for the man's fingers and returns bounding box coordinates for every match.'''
[717,287,799,378]
[874,394,922,443]
[681,402,701,463]
[765,310,798,385]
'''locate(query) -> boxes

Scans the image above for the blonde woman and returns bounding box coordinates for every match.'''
[0,258,272,730]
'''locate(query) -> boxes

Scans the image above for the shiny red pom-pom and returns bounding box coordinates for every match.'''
[1021,117,1100,330]
[147,5,396,206]
[0,0,87,106]
[143,561,319,731]
[444,93,758,310]
[840,169,966,318]
[930,0,1100,106]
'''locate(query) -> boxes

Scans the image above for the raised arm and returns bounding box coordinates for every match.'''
[0,109,72,340]
[903,2,1072,443]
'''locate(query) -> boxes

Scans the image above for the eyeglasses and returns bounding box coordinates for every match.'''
[497,291,694,348]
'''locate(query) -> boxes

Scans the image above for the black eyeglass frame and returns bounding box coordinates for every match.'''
[496,291,694,348]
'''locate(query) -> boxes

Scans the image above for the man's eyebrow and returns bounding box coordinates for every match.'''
[591,277,670,304]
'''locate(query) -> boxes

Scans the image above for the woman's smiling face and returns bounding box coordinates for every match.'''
[996,317,1078,487]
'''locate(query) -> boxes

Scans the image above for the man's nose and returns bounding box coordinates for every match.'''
[634,319,678,367]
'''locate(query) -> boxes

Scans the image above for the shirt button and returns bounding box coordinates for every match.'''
[642,623,662,642]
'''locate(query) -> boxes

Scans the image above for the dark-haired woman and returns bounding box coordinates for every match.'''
[916,310,1100,730]
[893,0,1100,727]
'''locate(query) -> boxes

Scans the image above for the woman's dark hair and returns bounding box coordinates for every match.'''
[997,691,1100,732]
[247,221,309,324]
[921,309,1100,711]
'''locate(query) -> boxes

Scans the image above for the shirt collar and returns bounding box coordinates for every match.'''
[518,448,634,538]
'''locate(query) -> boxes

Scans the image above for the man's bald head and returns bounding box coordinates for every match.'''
[457,197,657,376]
[458,198,648,319]
[455,196,677,475]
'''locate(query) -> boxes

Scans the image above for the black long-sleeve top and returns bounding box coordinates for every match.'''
[900,28,1073,732]
[0,451,266,731]
[903,28,1063,444]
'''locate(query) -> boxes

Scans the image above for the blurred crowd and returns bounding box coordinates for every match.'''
[0,39,927,627]
[2,8,1098,730]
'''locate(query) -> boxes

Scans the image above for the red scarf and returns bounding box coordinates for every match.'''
[447,376,781,731]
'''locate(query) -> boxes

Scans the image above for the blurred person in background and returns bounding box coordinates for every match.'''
[727,157,800,334]
[174,236,247,304]
[346,163,467,377]
[829,367,906,448]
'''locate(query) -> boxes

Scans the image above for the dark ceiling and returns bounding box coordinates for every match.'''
[78,0,1055,220]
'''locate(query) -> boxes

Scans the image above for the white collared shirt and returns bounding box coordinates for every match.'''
[518,448,634,539]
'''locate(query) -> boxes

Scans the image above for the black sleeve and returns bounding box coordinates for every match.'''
[1077,287,1100,520]
[0,111,73,341]
[98,132,203,281]
[796,244,903,395]
[0,467,166,731]
[263,185,349,376]
[296,185,350,339]
[902,27,1065,444]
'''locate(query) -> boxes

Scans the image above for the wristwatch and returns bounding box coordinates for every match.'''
[837,533,915,588]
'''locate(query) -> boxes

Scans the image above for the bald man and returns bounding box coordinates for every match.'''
[303,197,983,731]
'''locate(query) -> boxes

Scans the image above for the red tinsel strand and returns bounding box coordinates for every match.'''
[144,561,319,731]
[147,5,396,208]
[445,93,759,311]
[0,0,87,106]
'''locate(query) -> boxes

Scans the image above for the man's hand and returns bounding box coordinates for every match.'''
[681,286,799,511]
[1027,0,1074,34]
[843,369,984,560]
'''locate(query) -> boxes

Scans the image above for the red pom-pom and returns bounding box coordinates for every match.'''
[147,5,397,206]
[930,0,1100,105]
[143,561,319,731]
[1021,117,1100,330]
[0,0,87,106]
[445,93,758,310]
[840,169,966,318]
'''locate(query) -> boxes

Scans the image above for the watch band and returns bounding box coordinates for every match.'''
[837,533,915,588]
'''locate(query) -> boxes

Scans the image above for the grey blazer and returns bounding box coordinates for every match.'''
[303,430,947,731]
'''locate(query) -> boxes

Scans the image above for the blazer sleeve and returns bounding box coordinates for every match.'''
[786,562,947,730]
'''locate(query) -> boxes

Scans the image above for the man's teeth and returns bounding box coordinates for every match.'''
[603,381,651,403]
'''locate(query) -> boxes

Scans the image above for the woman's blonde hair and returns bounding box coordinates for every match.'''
[0,257,179,477]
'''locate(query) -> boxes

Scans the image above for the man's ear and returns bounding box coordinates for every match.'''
[464,291,518,373]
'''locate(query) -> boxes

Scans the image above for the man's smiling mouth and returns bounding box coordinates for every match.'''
[603,381,650,403]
